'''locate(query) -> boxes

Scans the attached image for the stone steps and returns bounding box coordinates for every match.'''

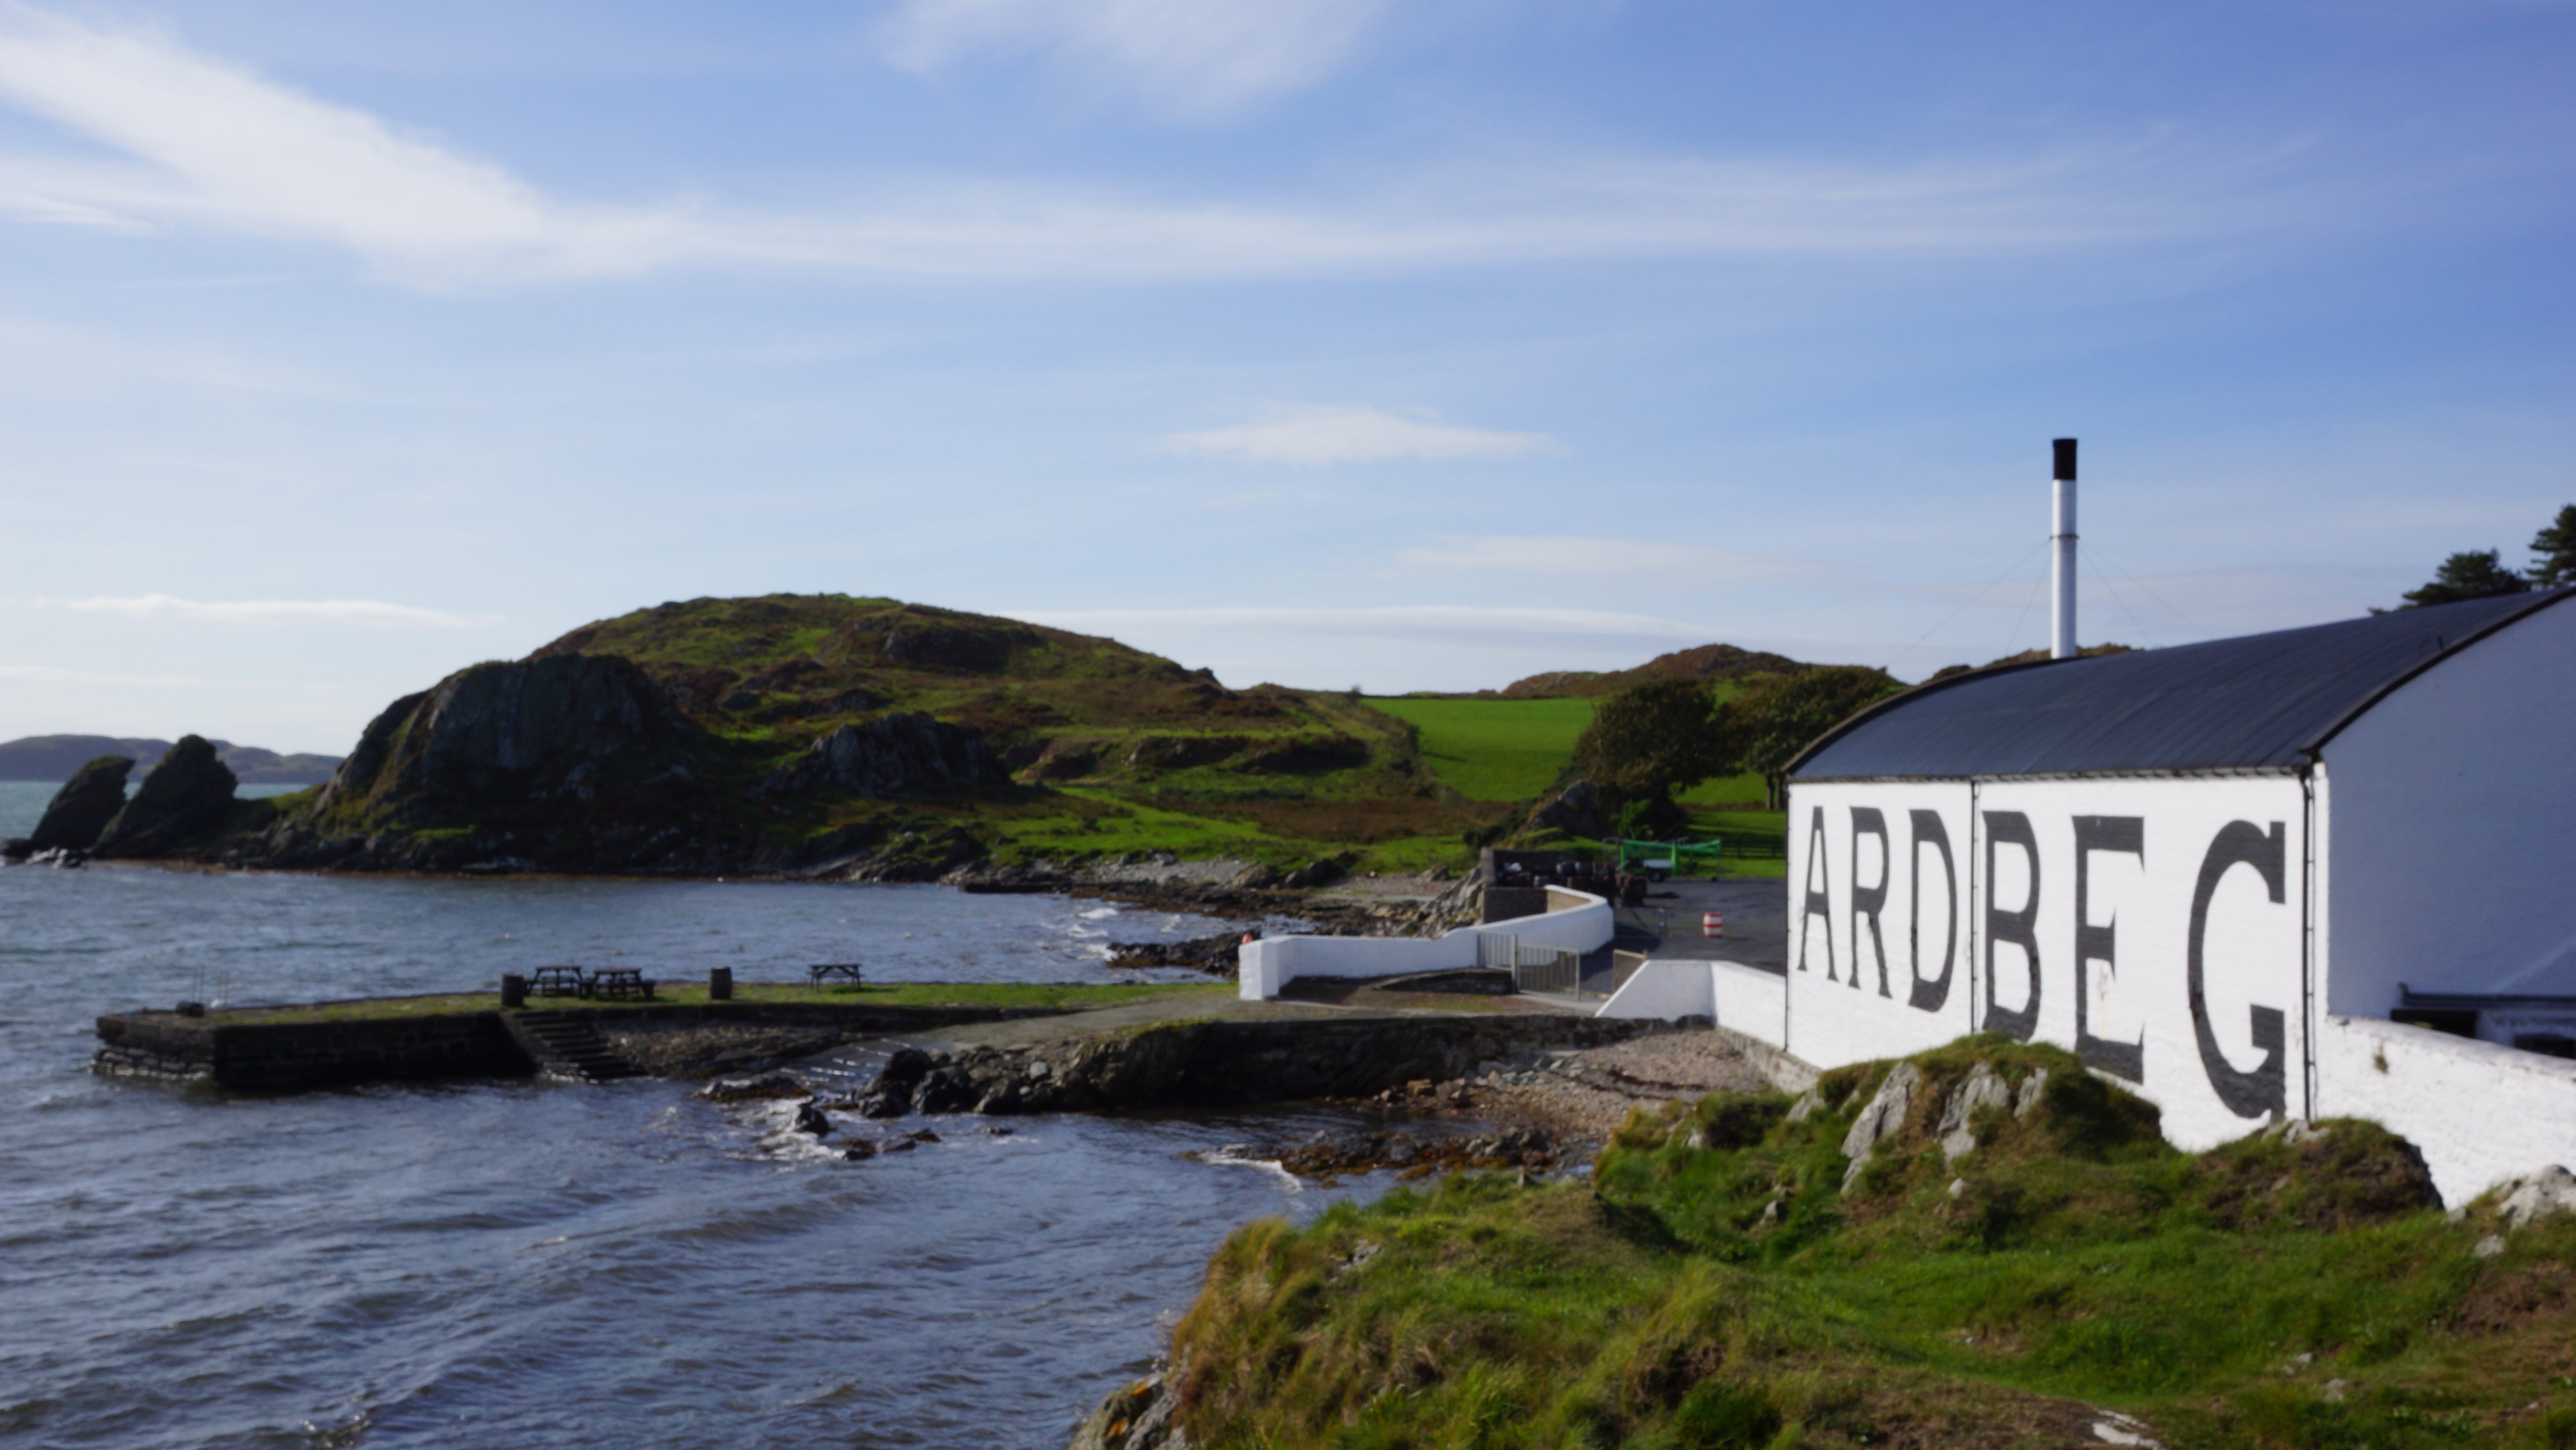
[507,1011,642,1082]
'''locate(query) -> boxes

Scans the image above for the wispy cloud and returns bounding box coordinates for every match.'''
[0,662,355,690]
[880,0,1389,118]
[25,594,490,628]
[1396,535,1813,587]
[1159,404,1548,464]
[0,9,2314,288]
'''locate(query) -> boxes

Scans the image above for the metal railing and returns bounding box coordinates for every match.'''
[1477,932,1584,996]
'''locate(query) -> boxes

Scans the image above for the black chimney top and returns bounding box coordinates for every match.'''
[2052,438,2077,482]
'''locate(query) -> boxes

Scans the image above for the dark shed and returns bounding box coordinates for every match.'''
[1791,588,2573,781]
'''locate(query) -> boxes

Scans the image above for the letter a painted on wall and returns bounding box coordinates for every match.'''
[2187,820,2289,1120]
[2073,815,2146,1082]
[1798,806,1835,977]
[1982,811,2041,1040]
[1907,810,1957,1013]
[1850,807,1891,997]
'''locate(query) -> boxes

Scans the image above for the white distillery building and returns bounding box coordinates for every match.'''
[1764,586,2576,1200]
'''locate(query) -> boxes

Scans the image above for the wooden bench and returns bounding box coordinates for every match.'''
[808,962,865,987]
[529,965,588,999]
[589,967,655,1001]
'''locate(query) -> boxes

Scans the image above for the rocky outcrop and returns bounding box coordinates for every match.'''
[24,755,133,852]
[847,1015,1658,1119]
[764,713,1002,799]
[93,738,236,857]
[317,653,675,817]
[1525,778,1604,838]
[1069,1359,1190,1450]
[1107,931,1247,977]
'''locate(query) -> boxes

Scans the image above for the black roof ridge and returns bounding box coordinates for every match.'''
[1789,587,2573,782]
[1779,653,2066,777]
[2295,584,2576,759]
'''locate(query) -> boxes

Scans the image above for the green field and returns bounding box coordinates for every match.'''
[1369,696,1599,801]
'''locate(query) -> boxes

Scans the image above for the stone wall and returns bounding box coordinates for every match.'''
[94,1011,532,1090]
[91,1001,1069,1091]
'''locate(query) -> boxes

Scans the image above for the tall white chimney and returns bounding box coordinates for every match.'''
[2051,438,2077,660]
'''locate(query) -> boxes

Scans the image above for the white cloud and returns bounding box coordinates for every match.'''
[0,10,699,286]
[1159,404,1548,464]
[26,594,489,628]
[1396,535,1812,587]
[0,9,2316,288]
[881,0,1388,116]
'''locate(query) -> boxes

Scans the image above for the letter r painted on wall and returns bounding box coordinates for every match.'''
[1982,810,2040,1040]
[2072,815,2146,1082]
[1797,806,1836,977]
[2187,820,2289,1120]
[1849,807,1891,996]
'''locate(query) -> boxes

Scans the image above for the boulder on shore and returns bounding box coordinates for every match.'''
[25,755,134,852]
[93,738,237,858]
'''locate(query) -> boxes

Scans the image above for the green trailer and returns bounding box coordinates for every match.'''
[1610,836,1724,878]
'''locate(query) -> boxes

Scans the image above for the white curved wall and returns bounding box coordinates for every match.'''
[1236,890,1613,1000]
[2318,596,2576,1014]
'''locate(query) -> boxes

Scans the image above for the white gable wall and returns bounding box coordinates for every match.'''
[2317,596,2576,1015]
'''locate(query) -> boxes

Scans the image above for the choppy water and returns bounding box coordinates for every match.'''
[0,835,1378,1450]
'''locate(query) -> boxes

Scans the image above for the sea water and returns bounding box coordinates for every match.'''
[0,827,1368,1449]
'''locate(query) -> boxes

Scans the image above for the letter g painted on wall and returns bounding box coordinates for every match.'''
[2187,820,2289,1120]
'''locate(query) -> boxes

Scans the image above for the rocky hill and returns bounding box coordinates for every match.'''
[1483,642,1811,698]
[67,594,1472,883]
[0,735,341,784]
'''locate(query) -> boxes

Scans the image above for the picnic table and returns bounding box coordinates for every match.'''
[808,962,864,987]
[589,967,655,1001]
[529,965,588,999]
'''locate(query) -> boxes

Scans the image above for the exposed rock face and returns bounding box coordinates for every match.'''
[1937,1061,2013,1162]
[27,755,133,851]
[1069,1359,1190,1450]
[1840,1061,1920,1192]
[93,738,236,857]
[2493,1165,2576,1230]
[850,1015,1656,1119]
[1527,779,1604,838]
[767,713,1002,798]
[319,653,673,815]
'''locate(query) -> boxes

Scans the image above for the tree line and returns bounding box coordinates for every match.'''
[2389,504,2576,608]
[1569,666,1901,836]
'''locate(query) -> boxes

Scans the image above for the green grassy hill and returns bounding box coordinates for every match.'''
[1168,1039,2576,1448]
[211,596,1806,878]
[532,595,1500,874]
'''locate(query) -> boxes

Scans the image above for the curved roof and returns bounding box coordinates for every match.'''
[1791,587,2573,781]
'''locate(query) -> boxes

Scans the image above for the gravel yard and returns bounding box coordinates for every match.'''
[1370,1026,1780,1146]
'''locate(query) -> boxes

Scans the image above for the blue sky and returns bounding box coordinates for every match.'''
[0,0,2569,752]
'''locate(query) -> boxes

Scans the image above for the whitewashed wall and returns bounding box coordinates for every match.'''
[2316,1012,2576,1202]
[2318,596,2576,1014]
[1787,774,2314,1151]
[1236,890,1612,1000]
[1784,781,1979,1064]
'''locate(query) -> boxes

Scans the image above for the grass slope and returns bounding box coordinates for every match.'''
[1169,1039,2576,1448]
[1371,697,1600,801]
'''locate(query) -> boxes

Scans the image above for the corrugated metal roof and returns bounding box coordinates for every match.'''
[1792,588,2572,781]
